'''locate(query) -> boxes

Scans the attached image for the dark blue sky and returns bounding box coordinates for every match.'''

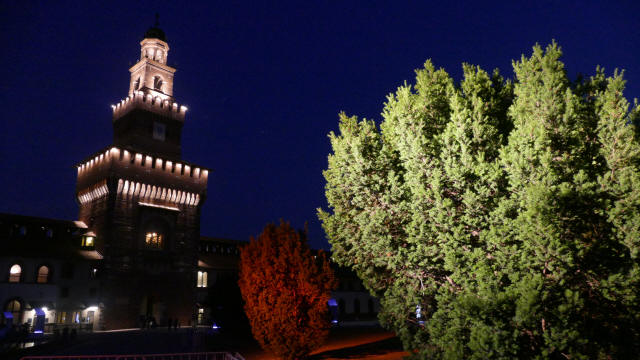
[1,1,639,249]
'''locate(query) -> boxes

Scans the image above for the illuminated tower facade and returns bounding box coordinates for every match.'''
[75,24,209,329]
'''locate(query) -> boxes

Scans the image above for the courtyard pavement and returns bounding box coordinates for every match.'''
[5,325,407,360]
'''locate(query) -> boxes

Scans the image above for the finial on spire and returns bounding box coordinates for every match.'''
[143,13,167,41]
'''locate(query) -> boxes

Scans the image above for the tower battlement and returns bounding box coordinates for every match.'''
[76,147,209,194]
[112,90,187,122]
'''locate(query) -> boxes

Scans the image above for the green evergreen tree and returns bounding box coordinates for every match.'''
[319,43,640,359]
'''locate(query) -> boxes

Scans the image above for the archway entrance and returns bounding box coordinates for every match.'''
[139,295,166,327]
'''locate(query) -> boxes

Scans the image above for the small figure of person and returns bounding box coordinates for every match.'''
[173,318,178,330]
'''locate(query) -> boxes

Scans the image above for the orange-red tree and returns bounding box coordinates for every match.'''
[238,221,336,360]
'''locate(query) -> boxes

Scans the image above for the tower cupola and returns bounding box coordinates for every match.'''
[144,25,167,42]
[111,19,188,159]
[128,18,175,99]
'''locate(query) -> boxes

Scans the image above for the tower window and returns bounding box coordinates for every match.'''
[197,307,204,324]
[153,122,166,141]
[37,265,50,284]
[82,235,95,247]
[197,271,208,288]
[145,232,164,249]
[8,264,21,283]
[134,77,140,90]
[153,76,163,91]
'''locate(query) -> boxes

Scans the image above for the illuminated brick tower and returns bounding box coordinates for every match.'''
[75,23,209,329]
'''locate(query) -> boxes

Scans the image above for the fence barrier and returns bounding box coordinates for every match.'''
[21,352,245,360]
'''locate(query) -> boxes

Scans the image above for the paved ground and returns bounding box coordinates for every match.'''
[242,327,407,360]
[5,325,408,360]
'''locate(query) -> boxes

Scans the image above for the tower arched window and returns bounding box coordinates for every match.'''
[37,265,50,283]
[145,232,163,249]
[8,264,21,283]
[153,76,163,91]
[143,218,168,250]
[134,77,140,90]
[197,271,208,288]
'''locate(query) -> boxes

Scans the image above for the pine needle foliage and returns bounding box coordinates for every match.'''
[238,221,336,360]
[319,42,640,359]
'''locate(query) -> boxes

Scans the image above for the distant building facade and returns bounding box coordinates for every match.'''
[0,214,102,332]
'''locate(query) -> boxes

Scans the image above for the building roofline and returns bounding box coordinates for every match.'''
[0,212,85,229]
[74,144,213,172]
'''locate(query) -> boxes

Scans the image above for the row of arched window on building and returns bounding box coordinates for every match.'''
[6,264,51,284]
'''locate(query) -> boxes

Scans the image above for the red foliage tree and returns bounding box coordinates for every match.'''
[238,221,336,360]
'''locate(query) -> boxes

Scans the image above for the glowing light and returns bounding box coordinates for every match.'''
[42,307,48,312]
[10,264,21,274]
[74,221,88,228]
[86,306,98,311]
[84,236,94,247]
[34,330,43,334]
[138,202,180,211]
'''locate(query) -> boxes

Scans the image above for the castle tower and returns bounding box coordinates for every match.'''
[75,23,209,329]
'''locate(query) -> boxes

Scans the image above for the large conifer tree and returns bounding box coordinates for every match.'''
[238,222,336,360]
[319,43,640,359]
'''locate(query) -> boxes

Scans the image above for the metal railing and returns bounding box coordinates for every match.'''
[20,352,245,360]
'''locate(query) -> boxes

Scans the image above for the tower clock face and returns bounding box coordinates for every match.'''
[153,122,166,141]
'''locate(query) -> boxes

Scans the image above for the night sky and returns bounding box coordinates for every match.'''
[1,2,639,250]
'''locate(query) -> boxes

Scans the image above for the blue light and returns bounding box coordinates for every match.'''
[331,319,338,324]
[328,298,337,307]
[34,330,43,334]
[211,323,220,330]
